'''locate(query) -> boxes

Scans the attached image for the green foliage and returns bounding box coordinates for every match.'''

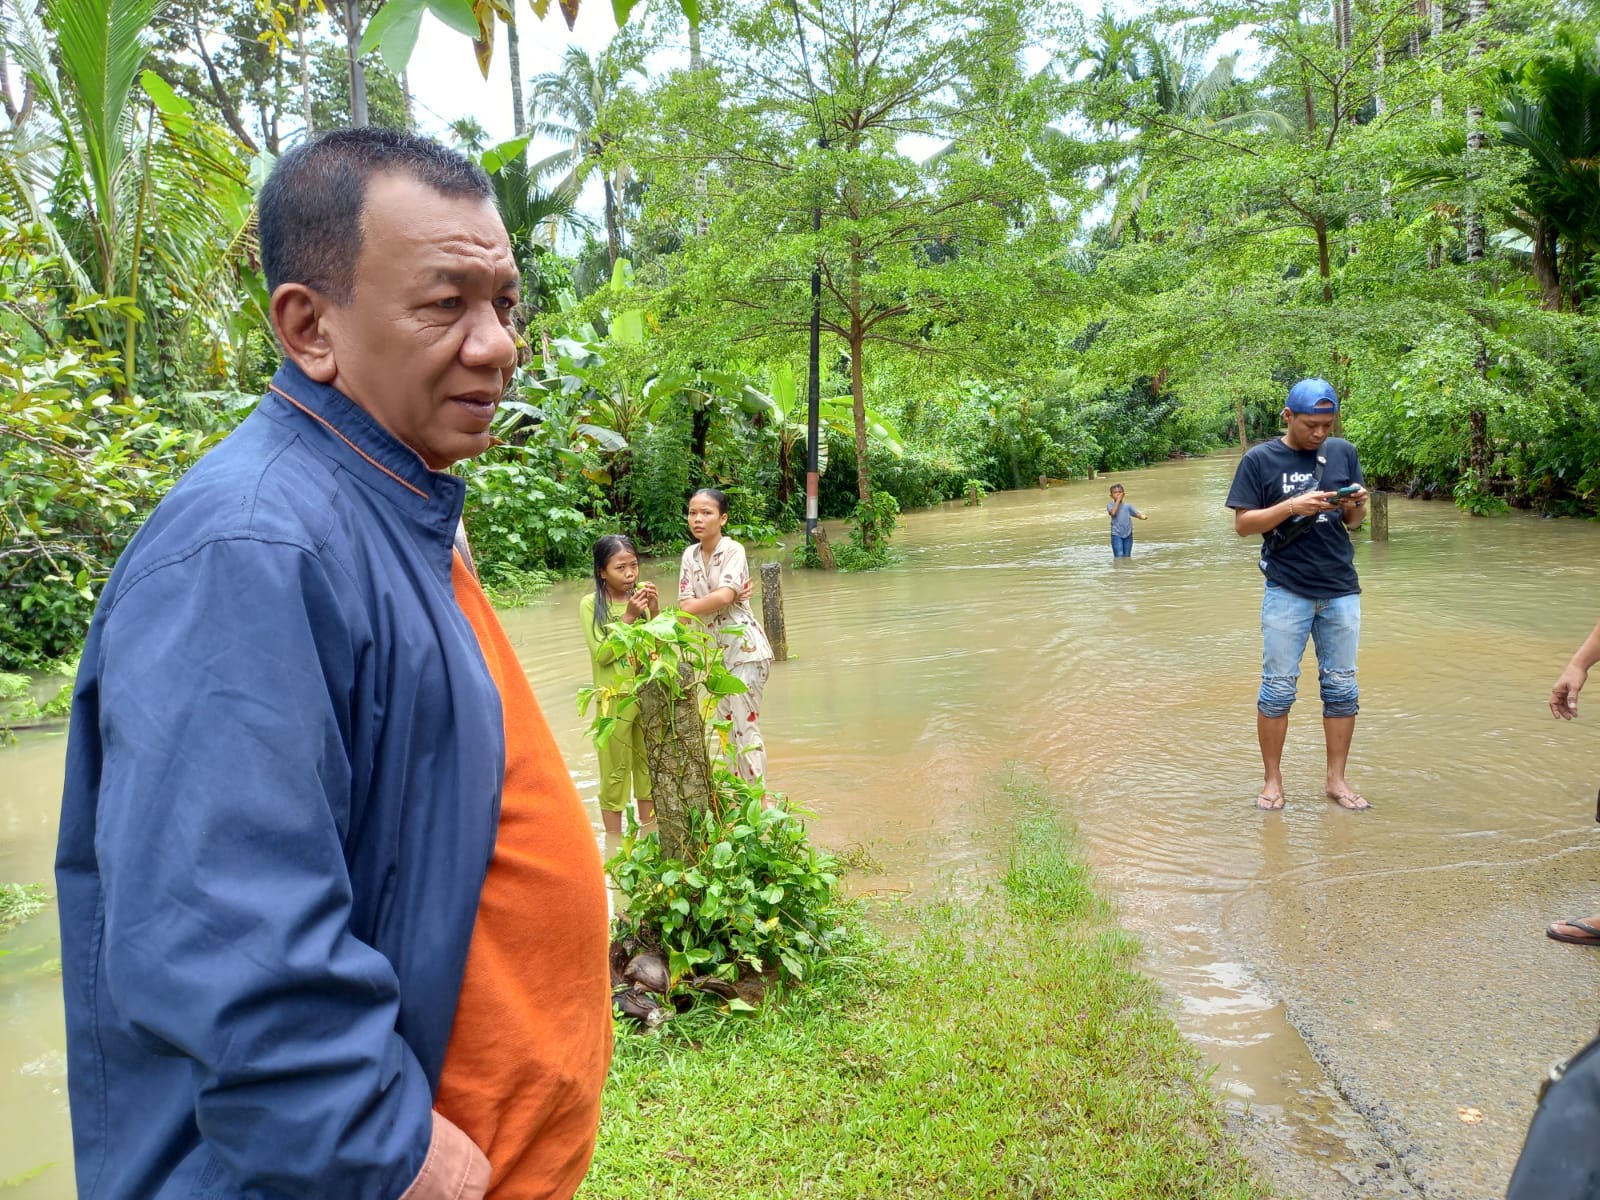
[0,230,205,667]
[962,478,990,506]
[460,443,603,578]
[0,672,71,732]
[479,566,558,609]
[832,491,899,571]
[0,882,49,932]
[578,608,747,746]
[608,789,845,991]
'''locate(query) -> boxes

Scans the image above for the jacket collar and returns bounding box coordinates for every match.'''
[263,360,467,535]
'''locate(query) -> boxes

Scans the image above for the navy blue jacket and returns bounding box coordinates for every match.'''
[56,361,504,1198]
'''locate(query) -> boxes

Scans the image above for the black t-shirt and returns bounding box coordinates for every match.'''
[1226,436,1364,599]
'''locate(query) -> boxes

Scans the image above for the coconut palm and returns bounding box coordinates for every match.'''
[1099,29,1292,244]
[527,45,641,268]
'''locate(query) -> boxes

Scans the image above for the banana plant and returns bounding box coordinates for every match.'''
[755,363,904,504]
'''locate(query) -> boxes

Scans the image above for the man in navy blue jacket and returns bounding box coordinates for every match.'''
[55,129,565,1198]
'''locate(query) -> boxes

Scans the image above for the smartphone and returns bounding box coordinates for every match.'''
[1332,484,1362,498]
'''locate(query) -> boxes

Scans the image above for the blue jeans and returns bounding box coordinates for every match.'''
[1111,533,1133,558]
[1258,582,1360,718]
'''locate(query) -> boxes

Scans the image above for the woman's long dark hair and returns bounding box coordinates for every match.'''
[590,534,638,638]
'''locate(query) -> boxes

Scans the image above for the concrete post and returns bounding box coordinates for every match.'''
[1370,491,1389,541]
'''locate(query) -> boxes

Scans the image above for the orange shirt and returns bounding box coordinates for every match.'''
[436,555,613,1199]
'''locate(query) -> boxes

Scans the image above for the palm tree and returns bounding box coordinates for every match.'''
[1100,30,1291,244]
[1498,40,1600,310]
[527,45,640,268]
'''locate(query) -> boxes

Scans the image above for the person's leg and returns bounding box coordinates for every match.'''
[1257,584,1312,809]
[627,715,654,824]
[726,661,770,783]
[596,725,629,834]
[1312,594,1366,809]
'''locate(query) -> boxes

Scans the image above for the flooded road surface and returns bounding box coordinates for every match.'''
[7,454,1600,1197]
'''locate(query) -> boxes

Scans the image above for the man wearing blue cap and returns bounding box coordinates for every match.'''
[1226,379,1370,810]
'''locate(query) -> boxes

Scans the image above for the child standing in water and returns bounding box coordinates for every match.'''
[580,535,658,833]
[1106,483,1149,558]
[678,488,774,781]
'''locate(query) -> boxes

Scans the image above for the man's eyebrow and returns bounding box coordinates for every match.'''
[428,267,521,291]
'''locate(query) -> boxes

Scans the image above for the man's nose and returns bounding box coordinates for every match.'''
[461,307,519,372]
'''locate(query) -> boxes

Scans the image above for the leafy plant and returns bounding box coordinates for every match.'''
[835,491,900,570]
[578,608,747,752]
[607,784,845,992]
[0,881,49,932]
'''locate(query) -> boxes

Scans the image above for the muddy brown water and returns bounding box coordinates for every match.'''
[6,454,1600,1198]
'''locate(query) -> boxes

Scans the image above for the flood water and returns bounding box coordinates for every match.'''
[6,453,1600,1198]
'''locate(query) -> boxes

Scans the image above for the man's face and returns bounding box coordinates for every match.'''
[1283,409,1336,452]
[321,173,519,470]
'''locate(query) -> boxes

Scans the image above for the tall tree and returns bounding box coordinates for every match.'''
[1499,37,1600,309]
[633,0,1069,516]
[529,44,641,268]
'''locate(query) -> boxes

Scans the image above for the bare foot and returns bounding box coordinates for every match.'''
[1326,786,1370,811]
[1255,787,1285,811]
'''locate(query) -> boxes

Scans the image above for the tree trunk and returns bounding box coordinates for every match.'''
[298,2,313,137]
[1463,0,1488,262]
[401,70,415,131]
[344,0,368,127]
[1430,0,1444,118]
[603,174,621,268]
[508,17,525,138]
[1237,399,1249,454]
[848,249,870,509]
[1531,220,1560,309]
[777,435,793,504]
[1313,214,1333,303]
[689,404,712,478]
[690,22,708,237]
[850,333,870,507]
[635,675,716,863]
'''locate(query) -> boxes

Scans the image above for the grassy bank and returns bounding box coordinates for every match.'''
[581,804,1268,1200]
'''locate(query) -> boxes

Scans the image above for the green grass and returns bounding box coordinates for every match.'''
[580,803,1269,1200]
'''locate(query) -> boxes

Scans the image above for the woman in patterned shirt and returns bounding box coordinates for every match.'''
[678,488,775,782]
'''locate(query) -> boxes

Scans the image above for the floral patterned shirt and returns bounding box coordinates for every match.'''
[678,537,773,670]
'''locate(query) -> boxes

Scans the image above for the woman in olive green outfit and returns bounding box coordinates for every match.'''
[581,535,658,833]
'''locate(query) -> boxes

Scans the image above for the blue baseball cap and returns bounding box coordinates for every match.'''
[1285,378,1339,414]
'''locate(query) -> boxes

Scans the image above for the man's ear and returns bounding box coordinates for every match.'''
[270,283,338,383]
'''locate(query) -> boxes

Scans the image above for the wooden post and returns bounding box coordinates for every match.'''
[760,562,788,662]
[635,670,716,862]
[813,525,838,571]
[1369,490,1389,541]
